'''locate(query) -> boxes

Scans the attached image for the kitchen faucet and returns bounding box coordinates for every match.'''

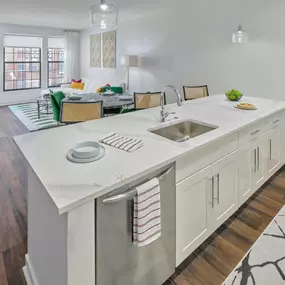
[160,85,183,122]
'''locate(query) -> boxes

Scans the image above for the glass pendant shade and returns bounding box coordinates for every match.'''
[89,0,118,30]
[232,25,248,43]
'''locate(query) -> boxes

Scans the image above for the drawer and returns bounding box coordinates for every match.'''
[239,119,267,146]
[266,111,284,130]
[176,133,238,183]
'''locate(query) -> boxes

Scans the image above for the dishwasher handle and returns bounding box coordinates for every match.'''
[102,166,173,204]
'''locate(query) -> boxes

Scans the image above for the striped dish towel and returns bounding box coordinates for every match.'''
[133,178,161,247]
[100,132,143,153]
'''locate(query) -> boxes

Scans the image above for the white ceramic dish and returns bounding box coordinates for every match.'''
[67,95,82,100]
[234,104,257,110]
[67,145,106,163]
[72,141,101,159]
[103,91,115,96]
[119,95,133,101]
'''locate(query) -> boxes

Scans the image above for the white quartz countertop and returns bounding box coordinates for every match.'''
[14,95,285,214]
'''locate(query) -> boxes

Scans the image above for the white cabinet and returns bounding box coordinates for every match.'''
[253,134,267,190]
[239,143,254,205]
[267,127,281,178]
[209,151,239,229]
[281,124,285,163]
[176,151,238,266]
[176,166,212,266]
[238,134,267,207]
[176,111,285,267]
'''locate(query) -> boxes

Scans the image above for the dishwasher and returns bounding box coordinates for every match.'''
[96,163,176,285]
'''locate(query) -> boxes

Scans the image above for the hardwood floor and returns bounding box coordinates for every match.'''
[0,106,285,285]
[0,107,28,285]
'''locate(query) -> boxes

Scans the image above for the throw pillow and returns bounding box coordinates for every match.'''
[70,82,85,90]
[72,79,82,83]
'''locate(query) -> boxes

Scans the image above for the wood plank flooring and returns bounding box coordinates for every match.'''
[0,107,28,285]
[0,106,285,285]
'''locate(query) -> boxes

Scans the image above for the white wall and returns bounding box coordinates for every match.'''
[0,24,65,106]
[80,0,285,102]
[28,168,67,285]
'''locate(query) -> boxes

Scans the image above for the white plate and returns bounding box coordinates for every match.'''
[67,145,106,163]
[119,95,133,101]
[67,95,82,100]
[72,141,101,159]
[234,105,257,110]
[103,91,115,96]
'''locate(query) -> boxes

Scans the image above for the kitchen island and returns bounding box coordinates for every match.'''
[14,95,285,285]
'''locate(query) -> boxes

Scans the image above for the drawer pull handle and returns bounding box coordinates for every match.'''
[251,130,260,135]
[209,177,214,208]
[273,119,280,124]
[254,148,257,173]
[216,174,220,205]
[102,167,173,203]
[269,139,272,160]
[257,147,260,171]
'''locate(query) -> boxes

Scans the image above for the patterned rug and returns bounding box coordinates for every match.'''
[8,103,59,132]
[223,205,285,285]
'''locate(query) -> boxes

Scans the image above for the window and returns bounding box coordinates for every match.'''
[4,47,41,91]
[3,35,65,91]
[48,48,65,87]
[3,35,42,91]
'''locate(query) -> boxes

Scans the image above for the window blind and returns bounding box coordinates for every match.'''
[48,37,64,49]
[3,34,42,48]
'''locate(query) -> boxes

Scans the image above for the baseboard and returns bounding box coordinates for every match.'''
[23,254,39,285]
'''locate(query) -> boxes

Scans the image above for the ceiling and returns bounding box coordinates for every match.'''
[0,0,166,30]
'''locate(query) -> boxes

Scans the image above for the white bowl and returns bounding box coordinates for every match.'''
[104,91,115,95]
[67,95,82,100]
[72,141,101,159]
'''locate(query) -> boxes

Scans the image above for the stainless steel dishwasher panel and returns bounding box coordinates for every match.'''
[96,164,176,285]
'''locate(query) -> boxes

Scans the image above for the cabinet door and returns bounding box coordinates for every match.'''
[253,134,267,191]
[238,143,254,206]
[176,165,212,266]
[210,151,239,230]
[281,124,285,163]
[267,127,281,178]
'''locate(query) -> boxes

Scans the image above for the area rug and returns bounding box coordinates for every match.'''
[8,103,59,132]
[223,205,285,285]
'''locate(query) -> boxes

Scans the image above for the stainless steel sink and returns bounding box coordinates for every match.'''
[150,120,218,142]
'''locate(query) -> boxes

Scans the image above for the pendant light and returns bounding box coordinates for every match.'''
[89,0,118,30]
[232,25,248,43]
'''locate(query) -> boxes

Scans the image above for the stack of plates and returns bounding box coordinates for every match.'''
[103,91,115,96]
[66,141,106,163]
[66,94,82,100]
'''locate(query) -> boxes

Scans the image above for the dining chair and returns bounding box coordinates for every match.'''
[134,92,166,109]
[50,91,65,122]
[183,85,209,101]
[60,101,103,123]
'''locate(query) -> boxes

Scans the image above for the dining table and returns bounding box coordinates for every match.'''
[62,93,134,111]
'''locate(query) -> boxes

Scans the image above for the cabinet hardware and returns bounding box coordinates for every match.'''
[269,139,272,161]
[209,177,214,208]
[257,147,260,171]
[217,173,220,205]
[102,166,173,203]
[254,148,257,173]
[252,149,255,172]
[251,130,260,136]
